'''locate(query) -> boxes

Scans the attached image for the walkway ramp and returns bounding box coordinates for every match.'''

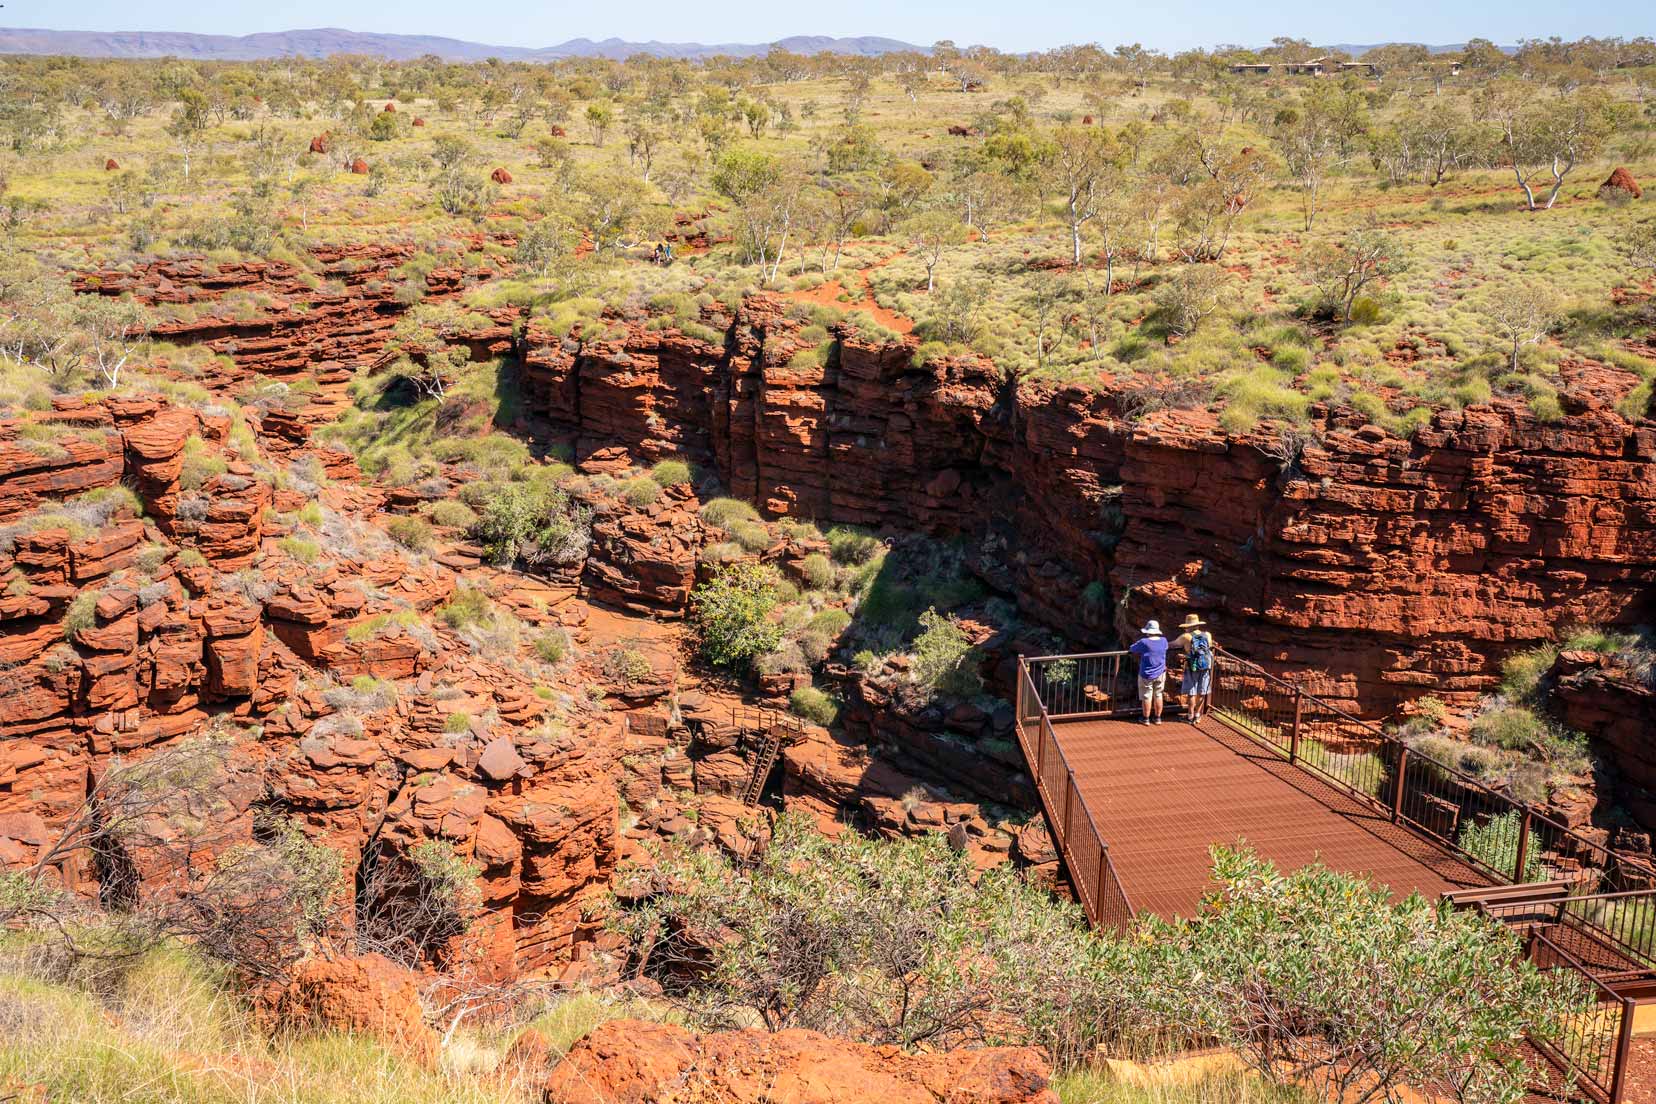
[1049,713,1489,919]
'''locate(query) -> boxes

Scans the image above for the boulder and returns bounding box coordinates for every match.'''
[478,735,528,782]
[349,158,369,175]
[543,1019,1058,1104]
[308,133,330,155]
[490,167,513,185]
[383,102,396,113]
[103,158,119,171]
[412,117,427,127]
[1600,166,1642,200]
[261,954,437,1062]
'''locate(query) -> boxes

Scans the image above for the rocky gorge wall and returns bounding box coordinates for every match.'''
[519,298,1656,717]
[0,392,624,979]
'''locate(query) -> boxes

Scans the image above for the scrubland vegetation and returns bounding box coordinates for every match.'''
[2,35,1654,436]
[1,28,1653,1104]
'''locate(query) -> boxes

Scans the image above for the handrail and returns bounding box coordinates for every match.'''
[1015,658,1137,929]
[1209,647,1626,887]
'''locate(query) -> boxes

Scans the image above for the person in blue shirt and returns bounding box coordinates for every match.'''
[1128,620,1168,725]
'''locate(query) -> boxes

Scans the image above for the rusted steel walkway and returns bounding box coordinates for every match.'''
[1047,713,1491,919]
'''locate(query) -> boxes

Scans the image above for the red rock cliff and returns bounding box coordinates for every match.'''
[518,299,1656,717]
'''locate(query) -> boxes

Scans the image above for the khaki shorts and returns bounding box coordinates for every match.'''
[1138,673,1165,704]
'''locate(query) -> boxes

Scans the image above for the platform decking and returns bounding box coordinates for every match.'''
[1047,712,1494,918]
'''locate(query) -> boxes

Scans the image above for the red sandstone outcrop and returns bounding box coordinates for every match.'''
[350,158,369,175]
[542,1019,1059,1104]
[490,167,513,184]
[103,158,119,171]
[308,133,330,154]
[0,392,626,976]
[74,244,479,381]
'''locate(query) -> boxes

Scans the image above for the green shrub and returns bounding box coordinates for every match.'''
[534,629,570,664]
[278,537,320,563]
[444,712,470,733]
[602,647,654,685]
[800,552,836,590]
[62,591,97,639]
[178,436,227,491]
[789,685,841,726]
[472,482,590,566]
[728,520,772,552]
[1459,811,1545,882]
[423,499,478,529]
[438,584,492,630]
[386,515,433,552]
[650,459,692,487]
[1499,645,1558,702]
[911,607,981,698]
[690,563,784,673]
[1149,847,1578,1096]
[622,477,662,507]
[700,497,760,528]
[1470,706,1547,753]
[1529,392,1564,423]
[1347,296,1383,325]
[827,525,881,565]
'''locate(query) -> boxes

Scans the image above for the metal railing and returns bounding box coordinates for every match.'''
[1470,886,1656,984]
[1207,649,1635,894]
[1449,883,1656,1103]
[1525,931,1636,1104]
[1016,657,1137,930]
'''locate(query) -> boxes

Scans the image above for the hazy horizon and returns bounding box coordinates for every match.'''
[1,0,1649,55]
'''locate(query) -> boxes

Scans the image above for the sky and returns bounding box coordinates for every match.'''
[2,0,1650,54]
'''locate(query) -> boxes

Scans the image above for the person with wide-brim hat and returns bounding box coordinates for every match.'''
[1172,613,1216,723]
[1128,618,1168,725]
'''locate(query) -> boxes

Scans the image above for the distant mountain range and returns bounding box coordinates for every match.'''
[0,26,924,61]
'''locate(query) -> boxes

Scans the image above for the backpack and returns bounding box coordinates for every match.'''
[1189,631,1212,673]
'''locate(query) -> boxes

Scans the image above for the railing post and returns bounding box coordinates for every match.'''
[1064,768,1074,839]
[1515,808,1532,884]
[1391,747,1409,823]
[1611,996,1635,1104]
[1037,708,1048,777]
[1097,848,1107,920]
[1289,688,1303,764]
[1016,657,1025,735]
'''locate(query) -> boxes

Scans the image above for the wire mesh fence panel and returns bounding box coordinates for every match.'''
[1028,653,1136,718]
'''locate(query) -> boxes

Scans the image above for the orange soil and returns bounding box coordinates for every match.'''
[782,248,916,335]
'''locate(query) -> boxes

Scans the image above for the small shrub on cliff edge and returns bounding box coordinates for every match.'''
[62,591,97,639]
[386,515,433,552]
[789,685,840,726]
[910,607,981,698]
[649,459,691,487]
[690,562,784,674]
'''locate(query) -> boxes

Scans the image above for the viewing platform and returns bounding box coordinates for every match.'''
[1014,646,1656,1102]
